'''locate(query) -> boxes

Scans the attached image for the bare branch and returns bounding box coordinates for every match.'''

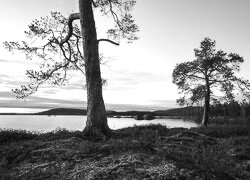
[72,60,85,75]
[186,74,204,80]
[13,61,71,99]
[60,13,80,45]
[108,0,121,27]
[91,0,97,7]
[59,44,70,61]
[73,33,84,60]
[98,39,119,46]
[66,41,72,60]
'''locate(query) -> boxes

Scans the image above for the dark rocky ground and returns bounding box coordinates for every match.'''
[0,124,250,179]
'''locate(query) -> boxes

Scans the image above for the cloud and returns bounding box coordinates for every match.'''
[0,90,177,112]
[38,89,58,95]
[0,59,9,63]
[149,100,178,108]
[0,74,21,84]
[0,58,26,65]
[0,91,13,98]
[61,82,84,90]
[0,91,86,109]
[105,69,168,91]
[0,74,11,81]
[0,72,84,97]
[1,78,28,87]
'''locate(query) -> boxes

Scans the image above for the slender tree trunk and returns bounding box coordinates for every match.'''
[241,105,247,125]
[247,118,250,145]
[79,0,111,137]
[201,75,210,127]
[241,106,250,143]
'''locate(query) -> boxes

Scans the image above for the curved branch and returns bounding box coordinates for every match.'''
[73,33,84,60]
[14,61,71,99]
[72,60,85,75]
[60,13,80,45]
[91,0,97,7]
[98,39,119,46]
[108,0,122,28]
[66,41,72,60]
[59,44,70,61]
[187,74,204,80]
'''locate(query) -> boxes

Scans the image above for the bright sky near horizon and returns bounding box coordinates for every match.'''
[0,0,250,111]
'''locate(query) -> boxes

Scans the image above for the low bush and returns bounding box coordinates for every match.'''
[0,129,38,144]
[191,125,248,138]
[34,127,85,141]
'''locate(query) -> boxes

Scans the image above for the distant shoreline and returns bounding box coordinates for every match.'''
[0,108,199,121]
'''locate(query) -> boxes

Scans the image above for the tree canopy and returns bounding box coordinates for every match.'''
[3,0,139,137]
[172,37,250,126]
[3,0,139,99]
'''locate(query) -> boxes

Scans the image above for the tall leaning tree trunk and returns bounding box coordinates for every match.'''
[79,0,111,137]
[201,75,210,127]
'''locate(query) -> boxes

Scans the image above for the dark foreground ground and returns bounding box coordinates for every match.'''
[0,124,250,179]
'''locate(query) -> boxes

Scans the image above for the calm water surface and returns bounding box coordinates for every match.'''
[0,115,198,132]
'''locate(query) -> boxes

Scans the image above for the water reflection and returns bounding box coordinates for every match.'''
[0,115,198,132]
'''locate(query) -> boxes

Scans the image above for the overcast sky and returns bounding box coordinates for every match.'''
[0,0,250,111]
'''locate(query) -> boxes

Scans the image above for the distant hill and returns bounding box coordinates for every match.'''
[0,94,176,112]
[34,108,150,116]
[35,108,87,115]
[154,106,202,116]
[33,107,202,117]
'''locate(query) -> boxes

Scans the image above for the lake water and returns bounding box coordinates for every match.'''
[0,115,198,132]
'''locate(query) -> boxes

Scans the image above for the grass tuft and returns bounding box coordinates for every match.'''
[0,129,38,144]
[190,125,248,138]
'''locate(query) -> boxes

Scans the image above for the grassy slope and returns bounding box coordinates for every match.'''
[0,124,249,179]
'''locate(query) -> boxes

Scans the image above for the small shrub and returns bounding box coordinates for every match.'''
[35,127,84,141]
[191,125,248,138]
[190,139,236,178]
[0,129,38,144]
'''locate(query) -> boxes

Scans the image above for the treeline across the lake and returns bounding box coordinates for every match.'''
[159,101,250,124]
[28,102,250,124]
[210,101,250,118]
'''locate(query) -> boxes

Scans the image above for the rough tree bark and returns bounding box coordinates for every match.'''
[79,0,111,137]
[201,73,210,127]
